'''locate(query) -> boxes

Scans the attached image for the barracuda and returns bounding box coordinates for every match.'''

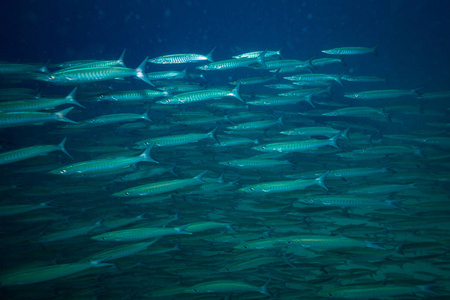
[321,45,378,55]
[299,195,403,209]
[60,49,127,70]
[322,106,388,119]
[344,89,421,99]
[48,146,157,176]
[96,89,169,102]
[227,115,284,131]
[112,170,207,197]
[156,83,243,104]
[148,47,215,64]
[280,235,384,250]
[0,87,83,112]
[219,157,292,168]
[91,224,192,242]
[239,171,329,193]
[0,107,77,128]
[0,259,112,286]
[318,283,437,298]
[284,73,343,86]
[197,51,266,71]
[37,57,153,86]
[0,137,72,165]
[134,126,219,148]
[71,111,152,128]
[252,133,341,153]
[187,278,272,297]
[232,49,281,59]
[246,95,314,107]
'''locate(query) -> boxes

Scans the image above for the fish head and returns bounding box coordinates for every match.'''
[344,93,360,99]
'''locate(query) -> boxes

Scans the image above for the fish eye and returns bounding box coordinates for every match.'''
[250,188,254,191]
[354,94,358,98]
[49,75,55,80]
[244,246,248,249]
[193,289,198,292]
[228,162,232,165]
[125,192,129,196]
[60,169,66,174]
[261,147,265,150]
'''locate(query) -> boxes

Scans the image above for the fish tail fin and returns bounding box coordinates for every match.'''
[66,87,85,108]
[55,107,77,124]
[118,49,127,67]
[277,114,286,128]
[136,57,155,86]
[260,277,273,297]
[140,144,159,164]
[328,133,341,150]
[372,43,379,56]
[335,73,344,86]
[142,109,153,122]
[208,126,220,144]
[194,170,208,183]
[419,283,439,295]
[304,95,315,108]
[58,137,74,159]
[256,50,267,69]
[206,47,216,62]
[340,127,350,142]
[316,171,329,191]
[176,224,193,235]
[231,82,244,103]
[395,240,406,255]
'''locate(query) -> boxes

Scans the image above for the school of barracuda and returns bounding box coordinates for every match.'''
[0,44,449,299]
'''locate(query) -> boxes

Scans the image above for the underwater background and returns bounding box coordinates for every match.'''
[0,0,449,299]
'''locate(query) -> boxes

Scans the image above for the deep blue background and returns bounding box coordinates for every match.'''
[1,0,449,89]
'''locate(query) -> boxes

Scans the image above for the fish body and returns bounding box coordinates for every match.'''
[91,224,192,242]
[0,87,82,112]
[49,146,156,176]
[252,134,341,153]
[112,171,207,197]
[134,127,218,148]
[239,171,328,193]
[321,45,378,55]
[344,89,420,99]
[0,107,77,128]
[157,84,242,104]
[148,48,215,64]
[0,138,72,165]
[0,260,111,286]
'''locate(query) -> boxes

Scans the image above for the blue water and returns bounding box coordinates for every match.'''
[1,1,450,299]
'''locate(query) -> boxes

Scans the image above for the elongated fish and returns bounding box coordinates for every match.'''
[48,146,157,176]
[252,134,341,153]
[321,45,378,55]
[0,259,112,286]
[187,278,272,297]
[148,48,215,64]
[0,107,77,128]
[112,170,207,197]
[156,83,243,104]
[0,137,72,165]
[344,89,421,99]
[0,87,83,112]
[91,224,192,242]
[134,127,219,148]
[239,171,329,193]
[37,57,153,86]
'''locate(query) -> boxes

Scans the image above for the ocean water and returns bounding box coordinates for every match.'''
[0,0,449,299]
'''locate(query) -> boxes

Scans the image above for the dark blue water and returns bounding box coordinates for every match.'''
[1,1,450,299]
